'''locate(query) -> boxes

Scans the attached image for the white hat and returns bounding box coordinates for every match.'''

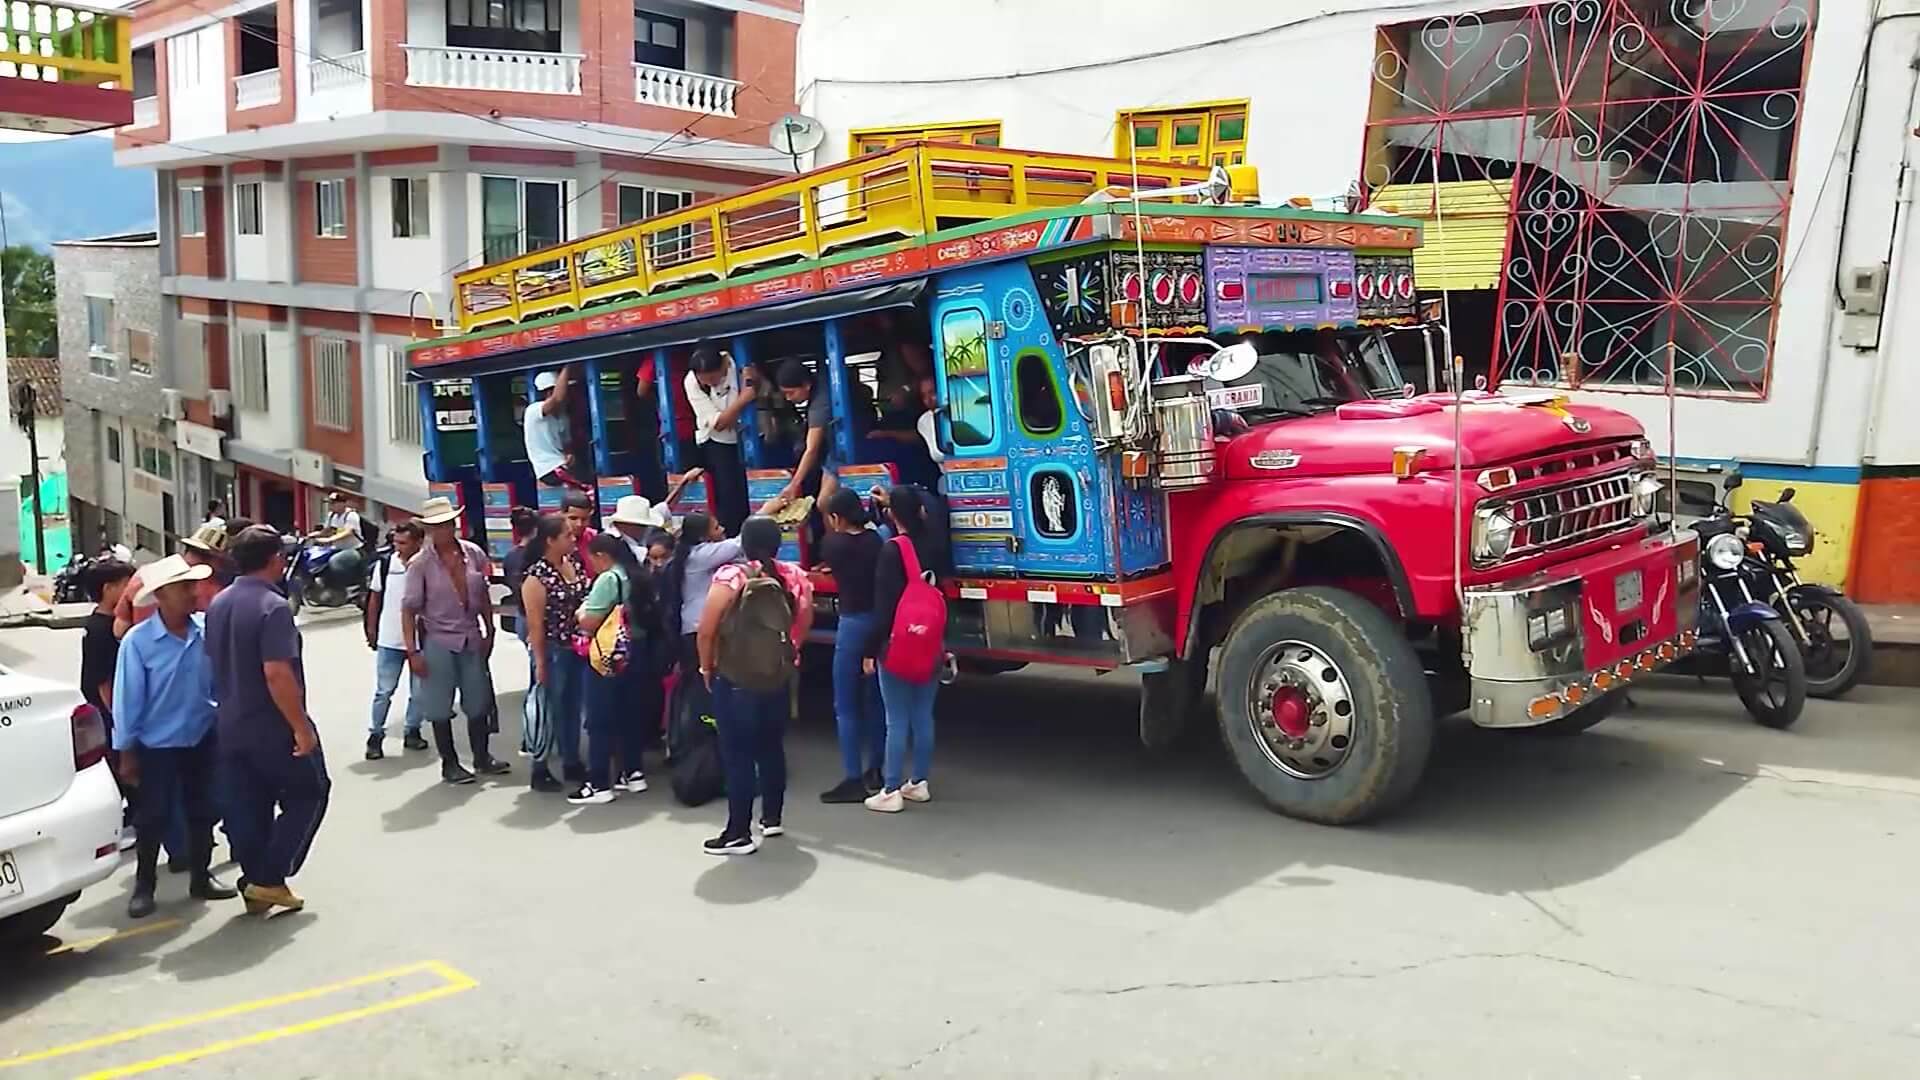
[534,371,558,392]
[134,554,213,605]
[610,494,668,528]
[417,496,463,525]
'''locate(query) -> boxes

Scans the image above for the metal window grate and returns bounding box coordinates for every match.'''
[386,346,421,445]
[237,331,270,411]
[313,337,353,431]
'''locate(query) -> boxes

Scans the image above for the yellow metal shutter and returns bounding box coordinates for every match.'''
[1368,179,1514,292]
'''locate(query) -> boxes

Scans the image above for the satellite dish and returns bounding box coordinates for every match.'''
[770,113,826,157]
[1191,341,1259,383]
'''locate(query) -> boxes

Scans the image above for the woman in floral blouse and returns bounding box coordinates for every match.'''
[519,512,591,793]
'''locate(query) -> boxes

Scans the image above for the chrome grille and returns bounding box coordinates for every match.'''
[1505,469,1638,560]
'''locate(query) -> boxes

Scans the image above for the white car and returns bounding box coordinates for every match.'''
[0,665,124,947]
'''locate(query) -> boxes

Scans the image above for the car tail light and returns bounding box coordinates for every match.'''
[72,703,108,772]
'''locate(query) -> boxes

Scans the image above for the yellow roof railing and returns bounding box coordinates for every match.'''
[0,1,131,88]
[452,143,1222,333]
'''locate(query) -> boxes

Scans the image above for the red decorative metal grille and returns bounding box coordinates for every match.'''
[1362,0,1816,397]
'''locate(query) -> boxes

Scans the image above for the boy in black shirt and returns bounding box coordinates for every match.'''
[79,560,136,837]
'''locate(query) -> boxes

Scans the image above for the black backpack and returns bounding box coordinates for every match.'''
[668,687,725,807]
[358,515,381,550]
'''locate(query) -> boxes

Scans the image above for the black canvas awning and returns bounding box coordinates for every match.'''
[409,280,927,382]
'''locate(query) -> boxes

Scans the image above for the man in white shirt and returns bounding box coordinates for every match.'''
[364,521,426,759]
[683,345,754,532]
[310,491,363,551]
[525,368,588,490]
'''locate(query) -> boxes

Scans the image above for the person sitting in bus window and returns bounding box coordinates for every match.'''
[762,359,838,515]
[526,369,589,490]
[684,346,754,533]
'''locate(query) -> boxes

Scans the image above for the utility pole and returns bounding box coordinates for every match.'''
[10,380,47,575]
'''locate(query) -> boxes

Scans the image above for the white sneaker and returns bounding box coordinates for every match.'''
[864,788,904,813]
[615,771,648,793]
[758,820,785,837]
[565,783,614,805]
[901,780,931,803]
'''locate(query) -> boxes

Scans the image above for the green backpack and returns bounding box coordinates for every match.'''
[716,569,795,692]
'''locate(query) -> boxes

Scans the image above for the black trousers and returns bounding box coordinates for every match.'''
[701,439,750,535]
[133,738,220,877]
[222,739,331,889]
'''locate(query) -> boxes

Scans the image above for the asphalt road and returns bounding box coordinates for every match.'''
[2,610,1917,1079]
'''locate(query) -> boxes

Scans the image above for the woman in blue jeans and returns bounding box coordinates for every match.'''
[518,513,590,793]
[864,486,950,813]
[816,487,886,803]
[695,517,815,855]
[570,532,663,804]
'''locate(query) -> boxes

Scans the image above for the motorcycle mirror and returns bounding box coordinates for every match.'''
[1779,486,1795,503]
[1724,473,1742,491]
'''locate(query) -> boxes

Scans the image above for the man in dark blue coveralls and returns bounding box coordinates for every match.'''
[206,525,331,914]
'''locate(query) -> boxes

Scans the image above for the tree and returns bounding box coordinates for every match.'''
[1,245,57,359]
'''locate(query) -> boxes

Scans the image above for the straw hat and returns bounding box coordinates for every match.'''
[417,496,463,525]
[181,522,228,554]
[134,554,213,605]
[609,495,668,529]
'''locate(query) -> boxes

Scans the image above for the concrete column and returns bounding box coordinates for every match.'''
[573,151,602,238]
[437,145,470,322]
[155,170,178,279]
[220,163,235,282]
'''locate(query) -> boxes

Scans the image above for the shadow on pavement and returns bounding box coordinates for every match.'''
[694,844,818,905]
[154,908,313,982]
[380,778,483,832]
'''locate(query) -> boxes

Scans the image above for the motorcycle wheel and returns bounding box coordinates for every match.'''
[1729,620,1806,729]
[286,586,304,617]
[1790,589,1874,699]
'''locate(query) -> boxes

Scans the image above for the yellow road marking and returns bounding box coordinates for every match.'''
[0,961,474,1072]
[40,920,184,956]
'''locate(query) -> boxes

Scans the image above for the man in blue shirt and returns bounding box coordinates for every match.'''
[207,526,329,916]
[113,555,238,919]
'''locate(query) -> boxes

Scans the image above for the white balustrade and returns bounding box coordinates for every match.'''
[632,62,739,117]
[130,94,157,127]
[401,44,581,95]
[309,50,367,94]
[232,68,281,110]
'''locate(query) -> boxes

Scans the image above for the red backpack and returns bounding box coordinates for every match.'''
[883,536,946,683]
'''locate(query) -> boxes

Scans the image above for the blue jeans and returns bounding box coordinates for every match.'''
[416,642,496,728]
[532,641,585,769]
[369,646,423,737]
[221,738,329,890]
[711,675,788,837]
[586,662,656,789]
[832,612,886,781]
[878,668,938,791]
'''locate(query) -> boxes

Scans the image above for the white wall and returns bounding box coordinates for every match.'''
[797,0,1906,470]
[370,172,443,293]
[166,24,228,141]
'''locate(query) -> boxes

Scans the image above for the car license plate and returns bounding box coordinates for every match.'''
[0,850,22,900]
[1615,570,1644,613]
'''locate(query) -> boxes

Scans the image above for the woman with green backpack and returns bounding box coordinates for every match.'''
[694,517,815,855]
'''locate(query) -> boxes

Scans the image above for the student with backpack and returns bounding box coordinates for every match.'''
[694,516,814,854]
[571,532,660,805]
[863,486,949,814]
[816,487,886,803]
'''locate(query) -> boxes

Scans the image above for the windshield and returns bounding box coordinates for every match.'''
[1216,330,1405,421]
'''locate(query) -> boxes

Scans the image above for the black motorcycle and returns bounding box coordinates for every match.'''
[1745,488,1874,698]
[52,552,95,604]
[1690,509,1807,728]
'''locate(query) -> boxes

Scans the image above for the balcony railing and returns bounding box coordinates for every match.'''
[0,1,129,87]
[402,44,581,95]
[309,50,367,93]
[633,62,737,117]
[130,94,157,127]
[233,68,280,110]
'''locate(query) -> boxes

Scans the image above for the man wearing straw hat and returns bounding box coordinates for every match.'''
[112,522,228,639]
[113,555,239,918]
[402,495,511,785]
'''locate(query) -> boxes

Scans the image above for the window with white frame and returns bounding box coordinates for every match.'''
[179,185,206,236]
[126,329,155,377]
[315,178,347,238]
[134,430,175,480]
[235,182,263,236]
[106,426,122,463]
[386,346,422,445]
[616,183,691,225]
[86,296,116,376]
[480,176,565,263]
[312,337,353,431]
[237,330,270,411]
[391,176,429,238]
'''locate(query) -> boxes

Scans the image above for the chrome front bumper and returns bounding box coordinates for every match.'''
[1462,528,1700,728]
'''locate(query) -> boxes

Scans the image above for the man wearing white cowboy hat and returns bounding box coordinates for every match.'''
[402,495,510,784]
[113,555,239,918]
[607,471,702,560]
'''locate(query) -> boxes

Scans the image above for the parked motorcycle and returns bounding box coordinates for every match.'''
[1745,488,1875,698]
[51,552,95,604]
[280,534,368,616]
[1689,506,1807,728]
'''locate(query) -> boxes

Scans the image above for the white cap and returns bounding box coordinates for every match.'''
[534,372,558,392]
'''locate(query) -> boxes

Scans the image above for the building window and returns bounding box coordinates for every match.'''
[312,338,353,431]
[126,329,155,378]
[86,296,116,376]
[176,319,208,397]
[1364,3,1813,396]
[135,431,174,480]
[939,306,994,448]
[136,525,163,553]
[314,178,348,238]
[1013,351,1064,438]
[1115,101,1248,166]
[387,346,422,445]
[178,185,206,236]
[850,120,1002,158]
[616,183,690,225]
[481,176,566,262]
[105,426,122,463]
[633,9,685,69]
[449,0,560,53]
[235,182,263,236]
[391,176,430,238]
[237,330,271,411]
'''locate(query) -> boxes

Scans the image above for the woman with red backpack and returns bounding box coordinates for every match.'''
[863,485,950,814]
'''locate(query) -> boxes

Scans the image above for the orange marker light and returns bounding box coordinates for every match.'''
[1593,671,1616,690]
[1528,695,1563,720]
[1391,446,1425,479]
[1564,684,1588,705]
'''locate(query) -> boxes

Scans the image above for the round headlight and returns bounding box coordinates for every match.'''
[1475,508,1516,562]
[1631,473,1664,518]
[1706,532,1745,570]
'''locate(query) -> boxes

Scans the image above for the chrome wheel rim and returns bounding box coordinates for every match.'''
[1246,639,1356,780]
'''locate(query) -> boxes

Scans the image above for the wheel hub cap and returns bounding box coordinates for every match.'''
[1248,640,1357,780]
[1270,687,1311,739]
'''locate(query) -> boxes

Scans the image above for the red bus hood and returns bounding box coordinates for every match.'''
[1219,391,1645,480]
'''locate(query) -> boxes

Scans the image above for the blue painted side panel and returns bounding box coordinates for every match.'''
[1110,457,1171,575]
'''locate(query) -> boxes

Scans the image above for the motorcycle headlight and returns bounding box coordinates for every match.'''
[1705,532,1745,571]
[1473,506,1517,564]
[1781,529,1812,555]
[1630,472,1664,518]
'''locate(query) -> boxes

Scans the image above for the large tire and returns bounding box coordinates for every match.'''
[1213,586,1433,824]
[1790,589,1873,699]
[0,892,75,950]
[1730,619,1806,729]
[1526,688,1624,736]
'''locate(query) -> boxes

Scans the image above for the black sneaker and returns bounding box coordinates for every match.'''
[820,778,869,804]
[529,766,563,793]
[364,735,384,761]
[473,756,512,777]
[402,732,430,751]
[702,833,759,856]
[862,768,883,794]
[565,782,613,806]
[441,761,477,786]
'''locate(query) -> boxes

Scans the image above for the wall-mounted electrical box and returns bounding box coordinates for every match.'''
[1840,263,1889,348]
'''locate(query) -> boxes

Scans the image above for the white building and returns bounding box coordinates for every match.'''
[798,0,1920,602]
